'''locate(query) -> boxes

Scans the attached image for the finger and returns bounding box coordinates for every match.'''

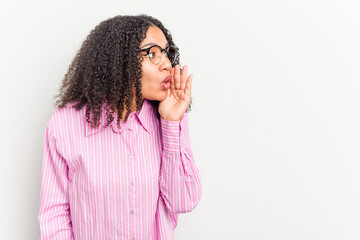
[180,91,185,101]
[175,65,181,89]
[170,68,175,91]
[180,65,188,90]
[185,73,193,96]
[182,91,186,100]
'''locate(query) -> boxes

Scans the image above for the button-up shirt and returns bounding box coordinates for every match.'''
[38,98,202,239]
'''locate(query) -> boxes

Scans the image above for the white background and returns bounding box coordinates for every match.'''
[1,0,359,239]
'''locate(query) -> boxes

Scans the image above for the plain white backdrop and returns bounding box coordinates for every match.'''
[1,0,360,239]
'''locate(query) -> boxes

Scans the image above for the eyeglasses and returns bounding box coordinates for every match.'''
[140,45,178,65]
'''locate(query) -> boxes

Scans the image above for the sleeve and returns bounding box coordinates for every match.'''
[159,112,202,214]
[38,123,74,239]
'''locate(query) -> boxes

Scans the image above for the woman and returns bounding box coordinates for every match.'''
[38,15,202,239]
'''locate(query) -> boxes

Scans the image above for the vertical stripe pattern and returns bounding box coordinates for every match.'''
[38,99,202,240]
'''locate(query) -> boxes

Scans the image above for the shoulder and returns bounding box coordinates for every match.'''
[45,102,87,137]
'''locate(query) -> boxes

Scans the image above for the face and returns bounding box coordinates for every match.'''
[139,26,172,101]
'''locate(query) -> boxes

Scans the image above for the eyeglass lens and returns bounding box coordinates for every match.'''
[147,46,177,65]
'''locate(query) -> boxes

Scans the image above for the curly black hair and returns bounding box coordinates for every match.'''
[54,14,192,130]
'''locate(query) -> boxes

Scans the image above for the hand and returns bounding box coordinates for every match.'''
[158,64,192,121]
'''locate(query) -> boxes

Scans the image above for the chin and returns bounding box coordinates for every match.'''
[160,92,169,101]
[147,91,168,102]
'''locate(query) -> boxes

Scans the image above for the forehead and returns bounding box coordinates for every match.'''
[140,26,168,48]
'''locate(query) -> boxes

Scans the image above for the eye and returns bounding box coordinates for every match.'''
[147,52,155,58]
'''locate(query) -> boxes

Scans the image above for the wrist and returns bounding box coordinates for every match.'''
[160,116,181,122]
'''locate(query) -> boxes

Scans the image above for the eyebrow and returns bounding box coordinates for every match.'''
[140,42,169,49]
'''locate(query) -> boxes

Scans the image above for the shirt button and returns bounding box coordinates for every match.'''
[130,210,134,214]
[130,182,134,186]
[131,237,135,240]
[128,154,132,159]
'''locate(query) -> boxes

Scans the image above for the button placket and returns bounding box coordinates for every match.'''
[128,128,137,237]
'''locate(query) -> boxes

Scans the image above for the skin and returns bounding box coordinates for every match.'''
[117,26,193,122]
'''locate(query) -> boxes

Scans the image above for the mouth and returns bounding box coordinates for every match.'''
[162,76,172,90]
[162,76,172,84]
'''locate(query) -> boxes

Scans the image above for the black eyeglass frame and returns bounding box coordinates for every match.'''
[139,44,178,65]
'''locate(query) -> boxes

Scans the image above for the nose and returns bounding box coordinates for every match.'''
[160,54,172,72]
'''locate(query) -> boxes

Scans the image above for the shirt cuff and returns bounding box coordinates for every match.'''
[161,118,181,152]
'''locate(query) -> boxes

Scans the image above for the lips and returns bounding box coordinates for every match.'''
[162,76,172,83]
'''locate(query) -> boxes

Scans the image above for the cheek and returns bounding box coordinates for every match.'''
[141,65,158,89]
[141,61,153,78]
[140,76,159,99]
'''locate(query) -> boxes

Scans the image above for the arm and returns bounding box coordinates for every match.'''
[38,123,74,239]
[159,112,202,214]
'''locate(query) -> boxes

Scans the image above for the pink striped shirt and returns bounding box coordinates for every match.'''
[38,98,202,239]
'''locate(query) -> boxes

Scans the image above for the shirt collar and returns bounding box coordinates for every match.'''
[85,99,155,137]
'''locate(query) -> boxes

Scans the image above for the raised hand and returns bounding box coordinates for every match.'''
[158,64,192,121]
